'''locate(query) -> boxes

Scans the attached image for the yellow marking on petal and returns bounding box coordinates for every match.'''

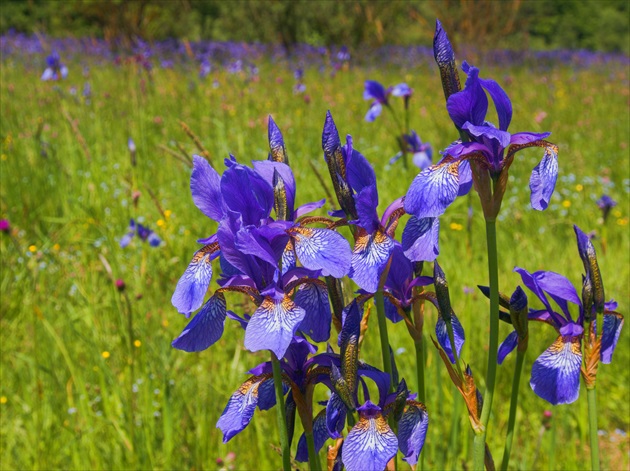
[28,245,37,253]
[375,415,391,434]
[562,200,571,208]
[101,351,110,359]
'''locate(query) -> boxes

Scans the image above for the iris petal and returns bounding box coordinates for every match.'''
[529,145,558,211]
[402,216,440,262]
[191,155,224,221]
[435,311,466,363]
[365,102,383,122]
[349,228,394,293]
[294,282,332,342]
[171,243,219,315]
[244,297,306,359]
[290,226,352,278]
[599,312,624,364]
[530,336,582,405]
[404,161,461,219]
[342,414,398,471]
[497,330,519,365]
[172,293,227,352]
[326,392,347,439]
[296,410,330,462]
[398,401,429,465]
[216,374,274,442]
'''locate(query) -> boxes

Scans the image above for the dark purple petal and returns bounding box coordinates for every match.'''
[599,312,624,364]
[294,282,332,343]
[402,216,440,262]
[326,393,347,439]
[234,225,283,267]
[244,297,306,359]
[252,160,296,215]
[497,330,519,365]
[296,410,330,462]
[385,243,413,296]
[191,155,225,221]
[530,336,582,405]
[510,131,551,145]
[514,267,564,326]
[216,375,273,442]
[349,229,394,293]
[532,270,581,318]
[363,80,388,103]
[290,226,352,278]
[435,311,465,363]
[446,64,488,128]
[404,161,461,219]
[529,145,558,211]
[171,244,219,315]
[354,184,380,232]
[342,411,398,471]
[221,163,274,225]
[477,77,512,131]
[457,159,473,196]
[462,122,511,150]
[172,293,227,352]
[398,401,429,465]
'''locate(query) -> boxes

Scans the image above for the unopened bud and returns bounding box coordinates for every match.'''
[115,279,126,292]
[433,261,452,322]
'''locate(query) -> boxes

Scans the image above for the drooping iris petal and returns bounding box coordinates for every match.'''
[402,216,440,262]
[529,145,558,211]
[294,282,332,342]
[531,270,581,319]
[462,122,512,150]
[326,392,347,439]
[404,161,461,219]
[172,292,227,352]
[191,155,224,221]
[435,311,466,363]
[171,243,220,315]
[244,297,306,359]
[342,404,398,471]
[349,228,394,293]
[530,336,582,405]
[398,401,429,466]
[383,296,403,323]
[294,199,326,218]
[599,312,624,364]
[363,80,388,103]
[216,374,274,442]
[290,226,352,278]
[446,63,488,128]
[365,102,383,122]
[497,330,519,365]
[296,409,330,462]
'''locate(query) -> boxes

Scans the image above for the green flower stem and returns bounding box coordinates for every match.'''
[305,430,322,471]
[414,339,425,403]
[375,289,394,391]
[500,347,526,471]
[270,353,291,471]
[473,218,500,471]
[587,386,600,471]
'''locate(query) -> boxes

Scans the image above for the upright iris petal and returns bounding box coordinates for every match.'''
[191,155,225,221]
[294,282,332,342]
[342,401,398,471]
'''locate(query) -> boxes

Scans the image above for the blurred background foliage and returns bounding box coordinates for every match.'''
[1,0,628,54]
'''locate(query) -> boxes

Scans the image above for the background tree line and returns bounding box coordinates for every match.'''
[1,0,628,54]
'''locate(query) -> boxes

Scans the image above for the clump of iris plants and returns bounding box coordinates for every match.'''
[169,20,624,471]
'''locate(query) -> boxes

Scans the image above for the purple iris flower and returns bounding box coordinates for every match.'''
[596,194,617,222]
[171,120,352,358]
[514,226,623,405]
[41,51,68,81]
[120,219,161,248]
[363,81,413,122]
[405,61,558,220]
[390,131,433,170]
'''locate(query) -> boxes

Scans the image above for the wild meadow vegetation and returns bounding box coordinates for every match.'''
[0,35,628,471]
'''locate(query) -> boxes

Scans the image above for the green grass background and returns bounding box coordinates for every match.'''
[1,54,628,470]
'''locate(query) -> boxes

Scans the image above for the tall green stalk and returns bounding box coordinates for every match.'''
[500,348,526,470]
[305,431,322,471]
[414,339,425,403]
[375,289,394,391]
[270,353,291,471]
[587,387,600,471]
[473,218,500,470]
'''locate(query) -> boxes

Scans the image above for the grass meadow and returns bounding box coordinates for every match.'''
[1,45,629,470]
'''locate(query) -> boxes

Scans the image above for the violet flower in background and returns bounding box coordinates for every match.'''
[596,194,617,222]
[120,219,161,248]
[363,80,412,122]
[514,225,623,405]
[41,51,68,81]
[390,131,433,170]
